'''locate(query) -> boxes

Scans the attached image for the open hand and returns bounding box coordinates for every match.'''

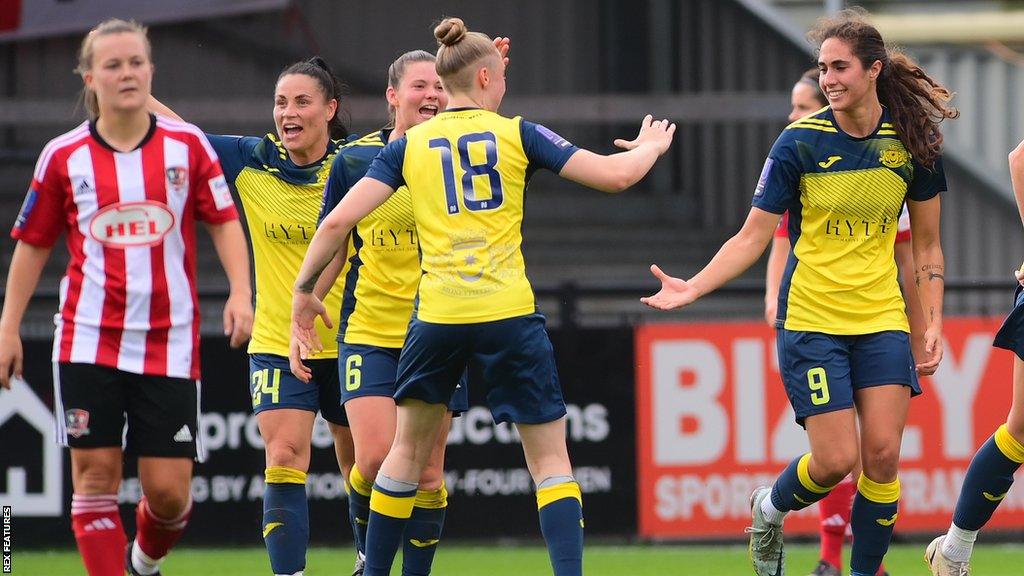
[640,264,701,310]
[614,115,676,155]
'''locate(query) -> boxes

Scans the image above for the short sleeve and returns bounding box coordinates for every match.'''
[520,120,579,173]
[206,134,260,183]
[365,138,407,189]
[11,151,68,247]
[191,132,238,224]
[774,211,790,238]
[895,205,911,242]
[907,156,946,202]
[319,153,351,225]
[751,133,802,214]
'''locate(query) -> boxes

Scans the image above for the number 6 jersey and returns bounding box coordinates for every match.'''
[366,108,578,324]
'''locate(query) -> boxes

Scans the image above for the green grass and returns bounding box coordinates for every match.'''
[10,543,1024,575]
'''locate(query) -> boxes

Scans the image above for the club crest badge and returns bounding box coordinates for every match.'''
[65,409,91,438]
[879,143,909,169]
[166,166,188,191]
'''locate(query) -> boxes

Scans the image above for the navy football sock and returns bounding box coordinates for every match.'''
[402,485,448,576]
[849,474,899,576]
[952,425,1024,531]
[536,478,584,576]
[263,467,309,575]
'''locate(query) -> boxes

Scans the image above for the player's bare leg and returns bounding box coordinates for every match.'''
[130,457,193,575]
[849,385,910,576]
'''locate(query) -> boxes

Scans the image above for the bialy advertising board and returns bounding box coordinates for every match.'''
[635,317,1024,539]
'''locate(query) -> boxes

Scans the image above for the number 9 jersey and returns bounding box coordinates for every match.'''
[366,108,578,324]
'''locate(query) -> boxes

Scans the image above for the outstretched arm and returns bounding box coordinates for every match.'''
[147,95,184,121]
[642,207,780,310]
[559,115,675,193]
[290,177,394,381]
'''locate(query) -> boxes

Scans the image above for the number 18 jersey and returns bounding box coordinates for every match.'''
[366,108,578,324]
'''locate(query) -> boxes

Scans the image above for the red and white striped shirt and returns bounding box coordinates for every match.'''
[11,114,238,379]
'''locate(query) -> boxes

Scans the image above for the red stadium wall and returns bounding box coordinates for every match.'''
[635,317,1024,539]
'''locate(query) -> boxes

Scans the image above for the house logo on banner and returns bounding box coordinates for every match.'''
[0,379,63,517]
[635,318,1024,539]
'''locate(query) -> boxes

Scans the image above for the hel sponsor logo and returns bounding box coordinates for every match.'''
[89,201,175,247]
[64,409,90,439]
[165,166,188,190]
[209,174,233,211]
[14,189,37,231]
[754,158,773,197]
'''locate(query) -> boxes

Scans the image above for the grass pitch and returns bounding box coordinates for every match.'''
[10,543,1024,575]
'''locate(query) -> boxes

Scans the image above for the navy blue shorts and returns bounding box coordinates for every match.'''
[249,353,348,425]
[338,343,469,413]
[395,313,566,425]
[777,329,920,426]
[993,285,1024,360]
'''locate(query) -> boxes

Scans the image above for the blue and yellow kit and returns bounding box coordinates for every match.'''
[365,108,578,324]
[752,107,946,335]
[320,130,418,348]
[208,133,347,358]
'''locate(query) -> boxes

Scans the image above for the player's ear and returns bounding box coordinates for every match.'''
[478,65,490,89]
[385,86,399,108]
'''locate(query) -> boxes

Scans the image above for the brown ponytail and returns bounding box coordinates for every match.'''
[809,8,958,168]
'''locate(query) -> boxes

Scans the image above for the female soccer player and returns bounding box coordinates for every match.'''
[644,9,954,576]
[148,58,358,576]
[923,141,1024,574]
[0,19,252,576]
[767,68,923,576]
[291,17,674,576]
[298,42,507,576]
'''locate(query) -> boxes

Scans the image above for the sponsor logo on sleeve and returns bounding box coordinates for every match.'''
[535,125,572,148]
[209,175,233,211]
[14,189,38,231]
[754,158,774,197]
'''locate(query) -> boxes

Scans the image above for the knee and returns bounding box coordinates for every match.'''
[73,461,120,494]
[812,449,858,486]
[355,448,388,482]
[144,486,191,519]
[265,438,308,470]
[1004,418,1024,445]
[418,463,444,492]
[860,443,901,481]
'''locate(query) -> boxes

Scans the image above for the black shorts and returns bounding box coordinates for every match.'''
[55,362,202,459]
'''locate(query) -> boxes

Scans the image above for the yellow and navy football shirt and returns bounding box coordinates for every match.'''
[365,108,579,324]
[209,133,347,358]
[752,107,946,334]
[320,130,419,348]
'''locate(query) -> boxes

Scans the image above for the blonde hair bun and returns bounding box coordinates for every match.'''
[434,17,467,46]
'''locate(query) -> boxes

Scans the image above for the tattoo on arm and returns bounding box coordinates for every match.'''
[297,261,329,294]
[921,264,944,283]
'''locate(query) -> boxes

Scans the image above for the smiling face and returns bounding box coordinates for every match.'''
[273,73,337,159]
[817,37,881,113]
[82,31,152,116]
[387,60,447,133]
